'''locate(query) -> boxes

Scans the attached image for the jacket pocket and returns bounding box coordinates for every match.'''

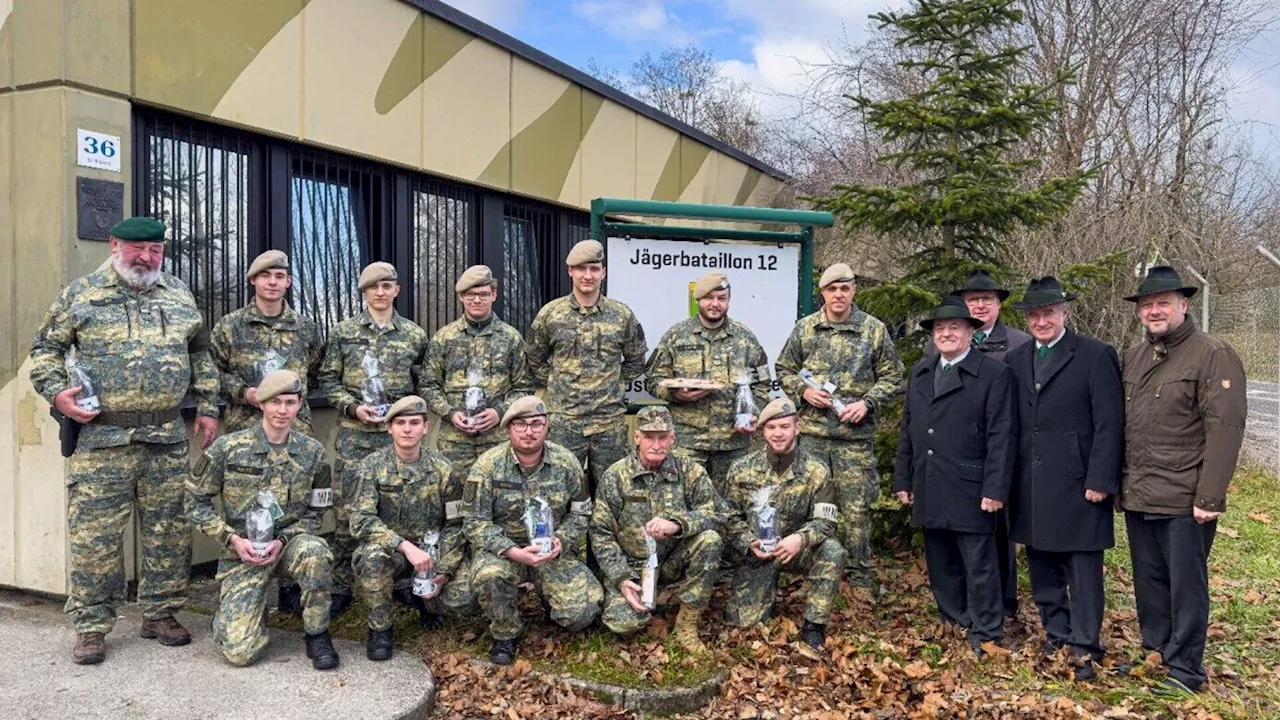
[1149,446,1201,473]
[958,463,984,483]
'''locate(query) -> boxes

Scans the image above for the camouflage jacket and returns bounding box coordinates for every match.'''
[724,448,837,558]
[589,452,723,591]
[462,441,591,559]
[418,314,532,446]
[29,266,219,450]
[644,316,771,451]
[319,310,429,433]
[210,302,323,433]
[775,306,903,441]
[525,295,647,432]
[186,425,333,556]
[348,445,465,577]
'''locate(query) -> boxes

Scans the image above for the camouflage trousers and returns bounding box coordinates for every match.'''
[352,541,477,631]
[799,435,878,584]
[680,445,751,499]
[213,533,333,666]
[437,435,503,483]
[602,529,723,635]
[548,417,628,494]
[65,441,191,634]
[471,552,602,641]
[332,428,392,596]
[725,537,847,627]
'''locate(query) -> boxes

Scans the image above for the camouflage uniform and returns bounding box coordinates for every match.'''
[723,449,845,627]
[590,452,724,634]
[210,303,323,434]
[318,309,429,596]
[775,306,903,579]
[644,316,771,494]
[186,425,334,666]
[349,445,475,631]
[419,314,532,477]
[29,266,219,635]
[462,441,602,641]
[525,295,647,487]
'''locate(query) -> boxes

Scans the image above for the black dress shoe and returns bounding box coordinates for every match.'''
[801,620,826,651]
[489,638,518,665]
[1073,660,1095,682]
[329,593,353,619]
[1040,640,1065,656]
[305,630,340,670]
[366,627,394,661]
[277,585,303,616]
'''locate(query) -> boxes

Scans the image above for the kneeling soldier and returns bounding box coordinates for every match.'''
[590,406,724,654]
[350,396,474,661]
[187,370,339,669]
[724,397,844,650]
[463,396,603,665]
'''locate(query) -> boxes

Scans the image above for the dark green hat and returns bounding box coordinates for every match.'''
[1012,276,1077,310]
[109,217,167,243]
[1124,265,1197,302]
[920,295,984,331]
[951,269,1009,301]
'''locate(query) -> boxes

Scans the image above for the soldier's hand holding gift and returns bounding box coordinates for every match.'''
[402,541,435,573]
[243,387,261,409]
[673,388,712,403]
[469,408,500,433]
[503,539,560,567]
[355,405,383,424]
[619,579,648,613]
[801,386,833,409]
[231,535,281,566]
[644,517,680,539]
[838,400,870,425]
[54,385,100,424]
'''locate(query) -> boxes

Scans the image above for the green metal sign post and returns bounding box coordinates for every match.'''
[589,197,833,317]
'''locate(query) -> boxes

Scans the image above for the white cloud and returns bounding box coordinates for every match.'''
[438,0,529,32]
[570,0,694,45]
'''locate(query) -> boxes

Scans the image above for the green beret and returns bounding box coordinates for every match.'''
[385,395,430,423]
[256,370,303,402]
[110,217,167,243]
[635,405,673,432]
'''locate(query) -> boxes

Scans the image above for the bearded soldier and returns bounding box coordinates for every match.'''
[525,240,647,490]
[645,271,770,494]
[723,398,844,651]
[187,370,339,670]
[29,217,219,665]
[318,261,429,616]
[419,264,532,479]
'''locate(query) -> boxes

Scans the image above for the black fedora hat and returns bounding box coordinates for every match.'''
[1124,265,1198,302]
[951,269,1010,301]
[920,295,985,331]
[1012,276,1077,310]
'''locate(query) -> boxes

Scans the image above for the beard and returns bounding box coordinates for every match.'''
[112,254,161,290]
[697,308,726,327]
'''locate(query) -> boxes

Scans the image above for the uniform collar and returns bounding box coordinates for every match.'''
[626,452,678,481]
[569,293,603,315]
[817,305,861,330]
[359,309,402,331]
[1146,316,1196,349]
[692,316,734,337]
[249,424,296,454]
[246,302,299,326]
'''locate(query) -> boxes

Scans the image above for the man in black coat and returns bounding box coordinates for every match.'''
[894,296,1017,654]
[1006,277,1124,681]
[924,269,1030,617]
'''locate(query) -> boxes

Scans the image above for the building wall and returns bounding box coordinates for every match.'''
[0,0,784,594]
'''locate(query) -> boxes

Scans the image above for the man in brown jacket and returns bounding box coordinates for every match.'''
[1120,266,1246,693]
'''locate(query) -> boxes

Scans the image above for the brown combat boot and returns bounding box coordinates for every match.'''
[73,632,106,665]
[140,616,191,646]
[674,603,707,655]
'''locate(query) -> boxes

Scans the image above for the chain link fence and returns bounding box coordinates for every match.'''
[1203,282,1280,473]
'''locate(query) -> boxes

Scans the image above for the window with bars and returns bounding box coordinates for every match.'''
[414,179,475,334]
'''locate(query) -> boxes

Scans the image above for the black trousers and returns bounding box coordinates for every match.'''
[1025,548,1104,659]
[922,529,1003,645]
[995,508,1018,616]
[1125,512,1216,691]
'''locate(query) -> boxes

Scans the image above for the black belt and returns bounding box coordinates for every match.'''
[94,409,182,428]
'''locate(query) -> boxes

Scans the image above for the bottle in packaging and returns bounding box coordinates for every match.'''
[641,531,658,609]
[360,350,390,421]
[753,485,779,554]
[245,490,278,559]
[252,349,285,386]
[798,368,849,416]
[524,497,555,557]
[462,370,486,428]
[66,347,100,412]
[733,372,757,430]
[412,530,440,596]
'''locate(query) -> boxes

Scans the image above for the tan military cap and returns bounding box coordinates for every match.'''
[635,405,674,432]
[565,239,605,267]
[256,370,303,402]
[358,261,398,291]
[758,396,797,425]
[818,263,856,289]
[384,395,429,423]
[455,265,496,294]
[247,250,289,281]
[692,272,729,300]
[500,395,549,429]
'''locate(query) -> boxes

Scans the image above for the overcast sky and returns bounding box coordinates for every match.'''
[442,0,1279,163]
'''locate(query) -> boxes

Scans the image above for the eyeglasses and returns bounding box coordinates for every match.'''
[510,419,547,432]
[462,291,493,302]
[965,296,1000,306]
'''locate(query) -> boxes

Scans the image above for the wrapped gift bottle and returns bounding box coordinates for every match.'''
[754,485,779,554]
[733,372,757,430]
[462,370,486,428]
[252,349,285,387]
[524,497,555,557]
[641,531,658,609]
[67,347,100,412]
[412,530,440,596]
[245,490,277,559]
[360,350,390,421]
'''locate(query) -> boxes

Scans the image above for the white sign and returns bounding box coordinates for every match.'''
[77,129,122,172]
[606,236,801,402]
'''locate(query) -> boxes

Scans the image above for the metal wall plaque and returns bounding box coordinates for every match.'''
[77,177,124,242]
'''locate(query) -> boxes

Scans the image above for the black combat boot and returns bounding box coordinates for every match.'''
[411,596,444,630]
[489,637,518,665]
[277,584,303,616]
[329,592,353,619]
[305,630,340,670]
[366,627,393,661]
[801,620,827,651]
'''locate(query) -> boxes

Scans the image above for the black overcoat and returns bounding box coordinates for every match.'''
[1006,329,1124,551]
[893,351,1017,533]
